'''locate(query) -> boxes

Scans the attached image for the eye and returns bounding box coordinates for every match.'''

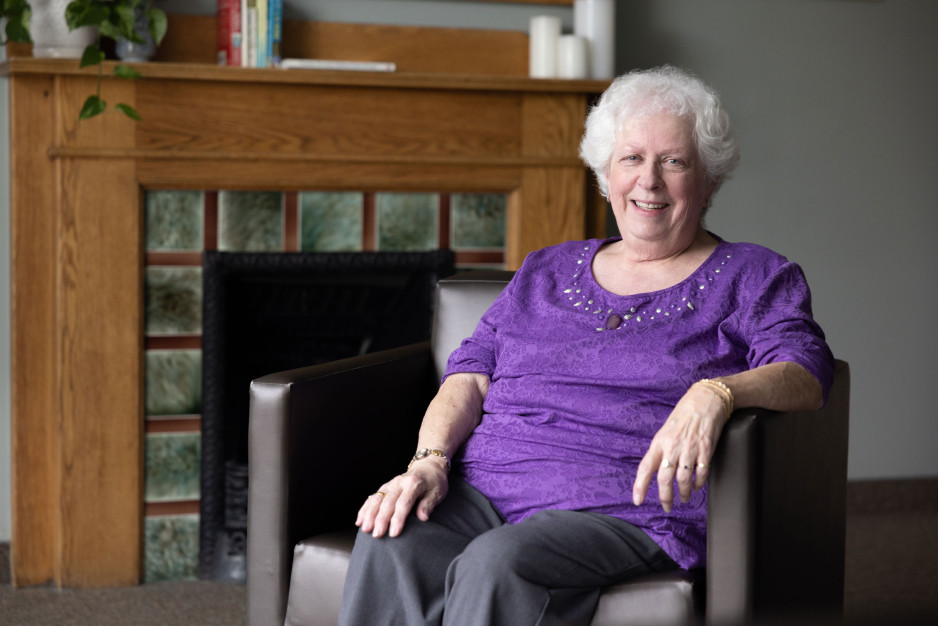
[664,157,688,169]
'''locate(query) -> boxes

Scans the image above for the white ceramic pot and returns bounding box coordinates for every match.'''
[29,0,98,59]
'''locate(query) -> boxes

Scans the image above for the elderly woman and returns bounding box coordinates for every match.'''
[338,65,834,625]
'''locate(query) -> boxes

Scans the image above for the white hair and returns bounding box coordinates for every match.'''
[579,65,740,199]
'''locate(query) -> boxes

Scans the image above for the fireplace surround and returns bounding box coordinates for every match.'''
[4,15,606,586]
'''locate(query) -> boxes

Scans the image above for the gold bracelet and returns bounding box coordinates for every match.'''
[407,448,450,472]
[696,379,735,422]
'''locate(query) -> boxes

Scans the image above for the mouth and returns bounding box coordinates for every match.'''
[632,200,668,211]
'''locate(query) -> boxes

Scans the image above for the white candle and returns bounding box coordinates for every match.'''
[574,0,616,79]
[557,35,589,80]
[529,15,562,78]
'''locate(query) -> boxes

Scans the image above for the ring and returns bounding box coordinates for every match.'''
[697,463,709,470]
[373,492,386,498]
[661,459,674,469]
[682,464,693,470]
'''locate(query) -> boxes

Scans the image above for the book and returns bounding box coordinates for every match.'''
[217,0,242,66]
[279,59,397,73]
[267,0,283,67]
[256,0,268,68]
[242,0,257,68]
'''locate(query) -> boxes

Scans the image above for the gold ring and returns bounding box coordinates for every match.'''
[661,459,674,469]
[682,464,693,470]
[373,492,386,498]
[697,463,709,470]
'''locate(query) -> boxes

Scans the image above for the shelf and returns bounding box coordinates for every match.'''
[1,57,610,94]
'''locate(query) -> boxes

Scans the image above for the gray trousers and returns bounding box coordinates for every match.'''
[338,478,677,626]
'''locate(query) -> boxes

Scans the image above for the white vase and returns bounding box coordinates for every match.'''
[573,0,616,79]
[29,0,98,59]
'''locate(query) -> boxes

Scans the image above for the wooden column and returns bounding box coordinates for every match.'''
[10,72,58,587]
[10,70,143,588]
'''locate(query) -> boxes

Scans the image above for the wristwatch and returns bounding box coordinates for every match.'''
[408,448,450,473]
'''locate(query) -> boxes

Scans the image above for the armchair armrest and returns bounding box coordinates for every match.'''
[707,360,850,624]
[247,341,439,626]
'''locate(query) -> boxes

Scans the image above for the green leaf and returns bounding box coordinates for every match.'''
[4,17,31,45]
[114,2,136,25]
[79,44,105,69]
[98,20,124,42]
[115,103,142,121]
[2,2,31,44]
[114,64,143,80]
[113,7,141,42]
[79,95,107,120]
[63,1,84,30]
[147,8,168,46]
[66,4,109,31]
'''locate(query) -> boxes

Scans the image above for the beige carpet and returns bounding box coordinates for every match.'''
[0,579,246,626]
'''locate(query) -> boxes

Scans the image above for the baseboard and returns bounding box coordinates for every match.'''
[846,477,938,515]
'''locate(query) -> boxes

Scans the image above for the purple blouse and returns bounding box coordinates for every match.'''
[443,236,834,570]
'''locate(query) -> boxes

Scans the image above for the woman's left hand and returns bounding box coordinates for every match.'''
[632,382,729,513]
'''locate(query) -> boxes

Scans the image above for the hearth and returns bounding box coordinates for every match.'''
[199,250,454,580]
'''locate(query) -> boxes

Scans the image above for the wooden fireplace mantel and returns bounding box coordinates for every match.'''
[2,16,607,588]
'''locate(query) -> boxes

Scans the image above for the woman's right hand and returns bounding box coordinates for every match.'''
[355,456,450,538]
[357,372,487,538]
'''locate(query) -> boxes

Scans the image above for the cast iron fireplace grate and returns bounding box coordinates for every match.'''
[200,249,455,581]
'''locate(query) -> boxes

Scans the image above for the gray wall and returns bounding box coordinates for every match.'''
[2,0,936,541]
[614,0,938,481]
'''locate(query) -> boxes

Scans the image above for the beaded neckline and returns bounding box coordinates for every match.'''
[560,237,734,332]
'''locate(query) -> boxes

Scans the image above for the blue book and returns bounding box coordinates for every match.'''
[267,0,283,67]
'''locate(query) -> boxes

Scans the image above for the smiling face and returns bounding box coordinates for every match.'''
[607,113,714,259]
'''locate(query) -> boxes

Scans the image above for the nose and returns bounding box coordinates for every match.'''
[637,161,663,189]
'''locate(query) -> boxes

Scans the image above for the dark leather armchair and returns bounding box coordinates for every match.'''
[248,271,850,626]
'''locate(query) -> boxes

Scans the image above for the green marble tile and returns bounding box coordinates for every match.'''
[452,193,507,249]
[145,433,201,502]
[145,267,203,336]
[218,191,284,251]
[146,350,202,416]
[145,190,204,251]
[299,191,363,251]
[144,514,200,582]
[376,192,438,251]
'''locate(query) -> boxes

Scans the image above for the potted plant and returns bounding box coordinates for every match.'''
[1,0,167,120]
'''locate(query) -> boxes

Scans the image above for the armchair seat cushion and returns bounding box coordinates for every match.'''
[285,531,356,626]
[284,529,702,626]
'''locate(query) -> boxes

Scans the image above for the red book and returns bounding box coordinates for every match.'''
[217,0,242,66]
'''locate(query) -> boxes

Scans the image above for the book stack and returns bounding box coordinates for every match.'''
[217,0,283,67]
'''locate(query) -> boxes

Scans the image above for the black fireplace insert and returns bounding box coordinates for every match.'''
[199,249,455,580]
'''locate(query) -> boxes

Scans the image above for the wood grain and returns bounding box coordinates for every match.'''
[55,156,143,587]
[133,80,523,159]
[10,73,58,588]
[280,21,528,76]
